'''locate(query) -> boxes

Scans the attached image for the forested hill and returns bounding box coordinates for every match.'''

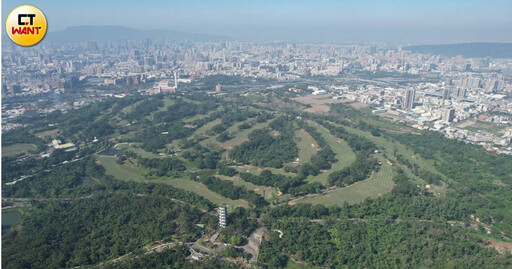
[2,90,512,268]
[404,42,512,58]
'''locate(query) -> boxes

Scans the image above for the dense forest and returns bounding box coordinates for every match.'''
[2,158,216,211]
[2,91,512,268]
[392,132,512,234]
[2,194,210,268]
[198,176,268,207]
[259,219,512,268]
[104,246,239,269]
[229,116,298,168]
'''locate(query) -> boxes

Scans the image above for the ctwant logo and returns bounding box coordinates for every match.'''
[6,5,47,46]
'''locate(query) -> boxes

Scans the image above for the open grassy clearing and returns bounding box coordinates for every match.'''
[165,177,248,208]
[113,143,196,170]
[34,129,58,138]
[306,121,356,184]
[293,94,348,114]
[113,130,139,142]
[336,122,442,176]
[2,143,37,157]
[182,111,215,123]
[220,120,272,149]
[294,129,319,165]
[285,260,311,269]
[98,156,246,208]
[226,121,246,133]
[146,97,174,120]
[98,155,149,181]
[119,100,143,114]
[356,109,415,132]
[217,175,280,200]
[234,165,295,177]
[193,118,222,137]
[200,118,265,149]
[394,160,447,196]
[295,156,394,206]
[463,120,507,136]
[198,121,248,147]
[166,139,183,151]
[114,143,159,158]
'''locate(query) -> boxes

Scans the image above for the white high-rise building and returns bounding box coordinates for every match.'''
[218,206,227,228]
[442,108,455,123]
[173,71,178,89]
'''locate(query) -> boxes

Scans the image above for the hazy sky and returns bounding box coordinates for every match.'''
[3,0,512,43]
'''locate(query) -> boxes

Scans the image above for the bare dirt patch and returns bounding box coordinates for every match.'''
[487,240,512,254]
[350,102,368,109]
[35,129,58,137]
[456,120,475,129]
[379,113,402,120]
[293,94,350,114]
[494,180,508,187]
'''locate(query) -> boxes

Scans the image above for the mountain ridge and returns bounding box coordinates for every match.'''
[404,42,512,58]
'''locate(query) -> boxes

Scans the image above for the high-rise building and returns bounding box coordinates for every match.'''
[173,71,178,90]
[86,41,99,52]
[442,89,450,100]
[403,89,416,110]
[218,205,227,228]
[442,108,455,123]
[215,83,222,93]
[455,88,466,99]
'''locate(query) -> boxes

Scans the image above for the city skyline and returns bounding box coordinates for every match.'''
[2,1,512,267]
[2,0,512,43]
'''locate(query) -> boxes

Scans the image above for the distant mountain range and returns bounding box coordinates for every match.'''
[44,25,231,43]
[404,42,512,58]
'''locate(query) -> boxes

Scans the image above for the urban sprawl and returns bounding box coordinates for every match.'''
[2,41,512,154]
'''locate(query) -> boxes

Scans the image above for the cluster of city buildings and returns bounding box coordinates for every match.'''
[321,71,512,153]
[2,41,511,152]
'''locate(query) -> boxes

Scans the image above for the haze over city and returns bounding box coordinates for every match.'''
[2,0,512,268]
[3,0,512,43]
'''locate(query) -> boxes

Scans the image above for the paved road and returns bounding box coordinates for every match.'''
[209,230,221,243]
[186,242,214,255]
[242,227,265,263]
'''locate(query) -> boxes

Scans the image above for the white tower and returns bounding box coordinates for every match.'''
[173,71,178,89]
[218,205,227,228]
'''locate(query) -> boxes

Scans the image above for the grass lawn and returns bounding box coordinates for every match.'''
[198,121,248,147]
[339,122,441,176]
[114,143,159,158]
[98,156,246,208]
[234,165,295,177]
[218,175,280,201]
[295,156,394,206]
[113,143,195,170]
[2,143,37,157]
[120,99,143,114]
[286,260,311,269]
[464,121,507,136]
[34,129,58,138]
[182,113,212,123]
[194,118,222,138]
[306,122,356,184]
[294,129,319,164]
[146,97,174,120]
[220,120,271,150]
